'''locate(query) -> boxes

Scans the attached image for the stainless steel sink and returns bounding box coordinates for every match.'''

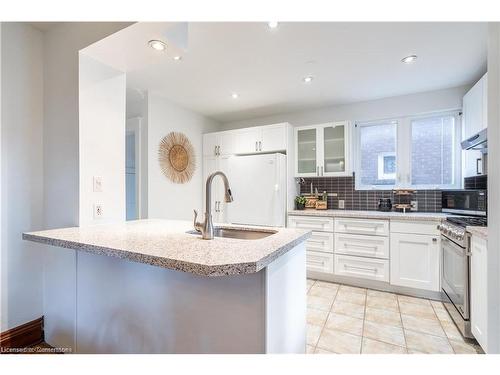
[186,227,276,240]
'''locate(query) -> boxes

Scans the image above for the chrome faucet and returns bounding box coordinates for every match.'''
[193,171,233,239]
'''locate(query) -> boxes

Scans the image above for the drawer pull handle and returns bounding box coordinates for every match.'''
[344,264,378,273]
[308,259,326,265]
[344,226,379,232]
[344,243,378,251]
[308,239,326,245]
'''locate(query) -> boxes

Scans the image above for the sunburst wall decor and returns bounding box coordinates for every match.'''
[158,132,196,184]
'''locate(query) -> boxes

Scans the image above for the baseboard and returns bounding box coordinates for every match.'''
[308,271,444,301]
[0,316,44,350]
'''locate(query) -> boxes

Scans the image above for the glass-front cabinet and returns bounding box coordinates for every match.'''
[295,121,350,177]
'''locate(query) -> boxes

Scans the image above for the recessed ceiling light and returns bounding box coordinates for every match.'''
[268,22,279,29]
[173,55,182,61]
[148,40,166,51]
[231,93,239,99]
[401,55,417,64]
[303,76,314,83]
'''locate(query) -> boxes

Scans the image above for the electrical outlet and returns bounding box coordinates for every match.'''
[338,200,345,209]
[93,176,103,192]
[93,204,103,219]
[410,200,418,211]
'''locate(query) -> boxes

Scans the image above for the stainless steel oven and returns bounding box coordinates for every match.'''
[439,190,487,339]
[441,235,471,336]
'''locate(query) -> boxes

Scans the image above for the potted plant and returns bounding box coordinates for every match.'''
[295,195,307,210]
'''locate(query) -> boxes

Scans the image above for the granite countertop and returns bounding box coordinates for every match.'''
[288,209,448,221]
[467,226,488,240]
[23,219,311,277]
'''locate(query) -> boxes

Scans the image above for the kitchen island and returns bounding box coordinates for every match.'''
[23,219,311,354]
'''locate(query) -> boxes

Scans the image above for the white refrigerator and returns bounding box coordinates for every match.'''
[225,153,287,227]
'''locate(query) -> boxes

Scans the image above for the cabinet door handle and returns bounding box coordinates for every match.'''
[259,141,262,151]
[214,145,217,156]
[317,166,319,176]
[476,158,482,175]
[321,166,324,176]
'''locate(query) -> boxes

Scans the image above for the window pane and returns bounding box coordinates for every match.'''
[411,115,455,186]
[359,122,397,186]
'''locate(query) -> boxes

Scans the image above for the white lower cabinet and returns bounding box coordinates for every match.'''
[334,254,389,282]
[307,250,334,273]
[288,216,334,232]
[307,231,334,253]
[334,232,389,259]
[291,214,442,294]
[470,235,488,352]
[390,232,440,291]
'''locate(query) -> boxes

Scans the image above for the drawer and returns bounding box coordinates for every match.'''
[334,254,389,282]
[288,215,334,232]
[306,231,334,254]
[334,218,389,237]
[390,220,440,236]
[334,233,389,259]
[307,250,334,274]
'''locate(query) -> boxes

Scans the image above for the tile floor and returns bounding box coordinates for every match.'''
[306,279,483,354]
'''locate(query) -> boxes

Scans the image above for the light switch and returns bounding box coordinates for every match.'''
[338,200,345,209]
[93,176,103,192]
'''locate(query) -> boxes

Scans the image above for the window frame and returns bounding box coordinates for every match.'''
[377,152,396,181]
[354,111,462,190]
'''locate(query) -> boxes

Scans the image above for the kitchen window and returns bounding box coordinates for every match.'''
[355,112,461,190]
[356,120,398,187]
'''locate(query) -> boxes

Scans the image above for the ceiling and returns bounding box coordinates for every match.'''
[85,22,488,123]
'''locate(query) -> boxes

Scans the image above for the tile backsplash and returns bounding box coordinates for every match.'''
[299,175,442,212]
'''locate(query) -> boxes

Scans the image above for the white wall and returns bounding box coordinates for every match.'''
[487,22,500,354]
[42,22,132,349]
[79,54,126,226]
[220,85,470,130]
[147,93,220,220]
[0,23,44,331]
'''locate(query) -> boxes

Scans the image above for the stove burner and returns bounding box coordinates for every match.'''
[447,216,487,227]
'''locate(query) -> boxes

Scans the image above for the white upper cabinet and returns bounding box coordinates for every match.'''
[233,127,263,153]
[232,123,288,154]
[260,124,288,152]
[203,132,220,157]
[202,131,236,157]
[295,121,350,177]
[463,73,488,177]
[204,123,290,157]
